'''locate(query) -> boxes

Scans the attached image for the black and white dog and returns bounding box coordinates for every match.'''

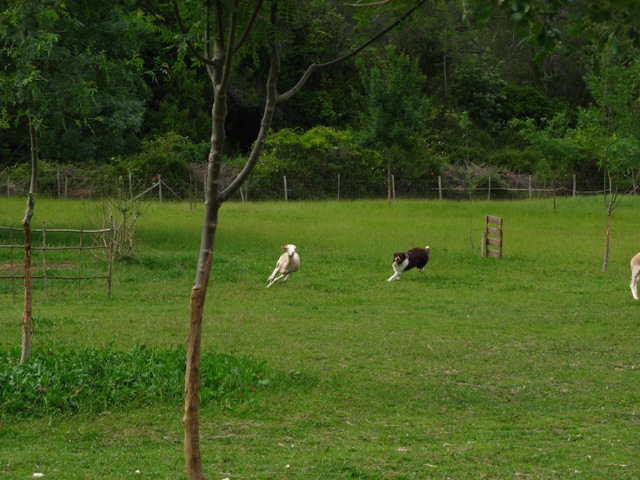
[387,246,430,282]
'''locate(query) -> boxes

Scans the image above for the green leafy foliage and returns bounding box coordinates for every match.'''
[0,345,308,418]
[511,113,580,180]
[273,0,361,129]
[2,0,639,197]
[144,60,211,143]
[120,132,208,194]
[449,51,506,133]
[0,0,155,164]
[501,84,556,124]
[465,0,640,56]
[356,45,430,151]
[251,126,385,198]
[574,47,640,176]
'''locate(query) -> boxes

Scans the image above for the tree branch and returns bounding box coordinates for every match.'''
[344,0,393,7]
[220,0,240,90]
[277,0,427,103]
[173,0,218,67]
[232,0,265,54]
[219,3,279,201]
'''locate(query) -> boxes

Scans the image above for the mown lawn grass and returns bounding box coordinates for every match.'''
[1,196,639,479]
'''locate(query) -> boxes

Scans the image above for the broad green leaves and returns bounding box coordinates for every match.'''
[0,0,154,163]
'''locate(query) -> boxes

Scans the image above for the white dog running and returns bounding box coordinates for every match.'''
[267,244,300,288]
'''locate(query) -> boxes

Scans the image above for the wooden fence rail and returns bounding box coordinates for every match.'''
[0,221,114,302]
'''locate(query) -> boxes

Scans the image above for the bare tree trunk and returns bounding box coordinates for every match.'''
[184,242,214,480]
[387,152,392,206]
[602,203,612,272]
[183,74,226,480]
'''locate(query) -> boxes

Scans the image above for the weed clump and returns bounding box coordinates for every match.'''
[0,345,308,418]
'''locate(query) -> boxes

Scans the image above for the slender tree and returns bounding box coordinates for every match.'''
[573,47,640,272]
[1,0,60,363]
[172,1,427,477]
[356,44,430,205]
[511,113,579,211]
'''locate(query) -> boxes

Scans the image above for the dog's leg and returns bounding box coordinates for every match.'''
[267,267,278,285]
[267,272,284,288]
[631,268,639,300]
[388,262,404,282]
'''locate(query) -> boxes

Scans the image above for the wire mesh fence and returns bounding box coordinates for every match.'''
[1,164,633,202]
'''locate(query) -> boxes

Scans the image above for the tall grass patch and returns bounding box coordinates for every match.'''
[0,345,312,418]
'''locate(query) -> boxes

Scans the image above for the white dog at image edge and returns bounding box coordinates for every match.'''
[631,252,640,300]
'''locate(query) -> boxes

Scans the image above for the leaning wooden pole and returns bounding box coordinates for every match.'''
[20,218,33,364]
[20,107,38,364]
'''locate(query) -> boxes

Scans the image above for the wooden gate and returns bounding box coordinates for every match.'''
[482,215,503,258]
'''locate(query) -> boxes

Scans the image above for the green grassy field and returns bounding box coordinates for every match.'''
[1,196,639,479]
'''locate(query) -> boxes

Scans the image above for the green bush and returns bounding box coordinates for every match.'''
[118,132,208,198]
[501,84,555,123]
[249,126,385,199]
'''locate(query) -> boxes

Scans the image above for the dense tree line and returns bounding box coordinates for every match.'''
[1,0,639,198]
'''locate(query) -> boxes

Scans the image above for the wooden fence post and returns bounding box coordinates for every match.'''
[42,221,49,303]
[128,169,133,200]
[391,174,396,200]
[284,175,288,202]
[108,216,114,300]
[10,225,16,302]
[78,229,83,299]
